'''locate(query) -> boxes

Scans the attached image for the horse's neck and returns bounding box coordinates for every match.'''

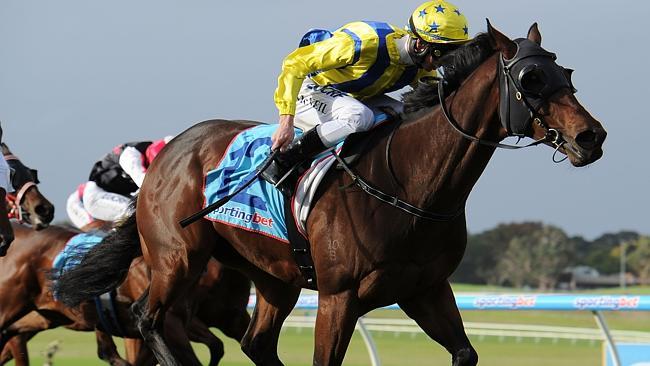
[392,61,501,213]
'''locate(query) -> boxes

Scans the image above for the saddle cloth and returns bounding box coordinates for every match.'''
[203,115,389,241]
[52,231,108,274]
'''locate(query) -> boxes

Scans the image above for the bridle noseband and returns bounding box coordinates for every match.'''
[4,154,40,224]
[439,38,577,152]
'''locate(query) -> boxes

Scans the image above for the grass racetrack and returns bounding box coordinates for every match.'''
[9,286,649,365]
[10,326,602,366]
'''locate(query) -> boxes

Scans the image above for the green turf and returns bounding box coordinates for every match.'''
[12,326,605,366]
[8,284,648,365]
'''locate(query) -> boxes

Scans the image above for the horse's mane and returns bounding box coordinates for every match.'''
[402,33,494,115]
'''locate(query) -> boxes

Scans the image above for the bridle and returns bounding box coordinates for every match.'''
[4,154,39,224]
[437,38,577,154]
[333,38,579,222]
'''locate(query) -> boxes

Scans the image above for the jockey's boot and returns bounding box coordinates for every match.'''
[259,127,327,188]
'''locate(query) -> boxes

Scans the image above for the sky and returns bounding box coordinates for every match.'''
[0,1,646,240]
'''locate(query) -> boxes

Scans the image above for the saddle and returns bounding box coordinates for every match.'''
[281,112,400,290]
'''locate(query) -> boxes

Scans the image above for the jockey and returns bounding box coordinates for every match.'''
[261,1,470,185]
[66,136,173,229]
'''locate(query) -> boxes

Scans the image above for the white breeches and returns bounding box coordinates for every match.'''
[81,181,131,222]
[66,191,95,230]
[293,80,403,147]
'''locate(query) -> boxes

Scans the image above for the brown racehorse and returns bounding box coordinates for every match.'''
[56,24,607,365]
[0,142,54,257]
[0,142,55,254]
[70,218,252,365]
[2,143,55,232]
[0,223,251,366]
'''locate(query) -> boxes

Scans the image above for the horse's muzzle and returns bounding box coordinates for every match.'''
[558,127,606,167]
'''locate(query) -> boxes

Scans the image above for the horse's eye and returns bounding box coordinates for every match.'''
[519,68,547,96]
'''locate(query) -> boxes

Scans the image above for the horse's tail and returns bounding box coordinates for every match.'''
[52,200,141,307]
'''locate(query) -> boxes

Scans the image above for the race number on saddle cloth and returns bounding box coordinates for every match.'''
[203,115,389,240]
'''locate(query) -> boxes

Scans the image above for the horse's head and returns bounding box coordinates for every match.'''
[488,21,607,166]
[3,144,55,230]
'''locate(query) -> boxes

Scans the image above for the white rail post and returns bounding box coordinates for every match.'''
[592,310,621,366]
[357,317,381,366]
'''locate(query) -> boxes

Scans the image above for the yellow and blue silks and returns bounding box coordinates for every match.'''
[274,21,434,116]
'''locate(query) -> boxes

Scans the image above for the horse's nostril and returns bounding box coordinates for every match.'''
[575,130,600,150]
[35,204,54,220]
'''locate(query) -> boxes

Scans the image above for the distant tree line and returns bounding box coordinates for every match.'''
[451,222,650,289]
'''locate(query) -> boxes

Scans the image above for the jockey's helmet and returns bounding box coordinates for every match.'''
[408,1,469,45]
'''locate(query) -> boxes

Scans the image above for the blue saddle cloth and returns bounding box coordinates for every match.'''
[203,114,390,242]
[203,124,295,242]
[52,231,108,275]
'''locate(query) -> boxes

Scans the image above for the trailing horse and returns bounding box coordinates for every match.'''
[0,143,54,255]
[56,23,606,365]
[0,222,250,365]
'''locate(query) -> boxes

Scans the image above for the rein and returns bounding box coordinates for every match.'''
[437,79,560,149]
[333,43,574,222]
[332,150,464,221]
[435,37,576,153]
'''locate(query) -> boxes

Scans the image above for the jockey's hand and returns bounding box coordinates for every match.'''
[271,114,295,152]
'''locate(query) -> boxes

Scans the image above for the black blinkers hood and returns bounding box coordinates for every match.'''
[498,38,574,137]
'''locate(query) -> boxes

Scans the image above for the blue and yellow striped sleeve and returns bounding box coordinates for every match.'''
[274,33,356,116]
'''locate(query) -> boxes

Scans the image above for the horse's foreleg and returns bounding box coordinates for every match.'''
[215,306,250,342]
[0,312,53,366]
[122,338,142,365]
[0,283,37,351]
[0,334,31,366]
[160,313,202,366]
[0,310,34,351]
[95,330,129,366]
[187,317,223,366]
[313,291,359,366]
[398,281,478,366]
[240,273,300,366]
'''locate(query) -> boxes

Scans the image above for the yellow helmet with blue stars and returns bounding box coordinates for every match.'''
[408,1,469,44]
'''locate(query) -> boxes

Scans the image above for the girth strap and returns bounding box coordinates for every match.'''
[94,290,126,337]
[283,196,318,290]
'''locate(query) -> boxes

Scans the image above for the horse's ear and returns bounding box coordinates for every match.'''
[527,22,542,45]
[486,19,517,59]
[0,143,10,155]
